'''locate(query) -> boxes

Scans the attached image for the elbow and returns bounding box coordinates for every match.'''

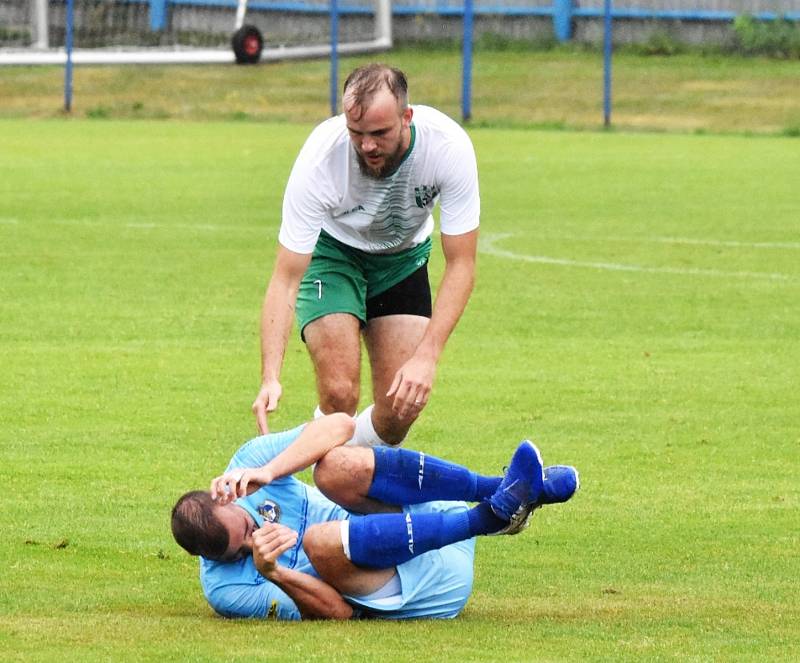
[452,268,475,300]
[464,265,476,295]
[326,602,355,620]
[302,604,353,621]
[333,604,355,620]
[445,255,476,287]
[464,269,476,293]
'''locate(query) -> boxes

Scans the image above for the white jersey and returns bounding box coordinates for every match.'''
[279,105,480,254]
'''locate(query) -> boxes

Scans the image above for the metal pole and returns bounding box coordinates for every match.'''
[553,0,574,42]
[150,0,169,32]
[375,0,392,48]
[461,0,474,123]
[330,0,339,117]
[33,0,49,49]
[603,0,613,128]
[235,0,248,30]
[65,0,74,113]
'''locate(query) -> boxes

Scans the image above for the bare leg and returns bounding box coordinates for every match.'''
[303,521,396,597]
[313,447,400,514]
[363,314,429,444]
[305,313,362,415]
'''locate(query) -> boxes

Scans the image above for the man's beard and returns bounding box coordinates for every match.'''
[355,142,406,179]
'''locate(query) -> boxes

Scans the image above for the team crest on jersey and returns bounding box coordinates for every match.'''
[256,499,281,523]
[414,185,440,208]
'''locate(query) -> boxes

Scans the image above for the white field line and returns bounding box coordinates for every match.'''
[35,218,269,233]
[568,235,800,250]
[31,221,798,251]
[6,220,797,282]
[124,221,264,232]
[652,236,800,250]
[479,233,797,283]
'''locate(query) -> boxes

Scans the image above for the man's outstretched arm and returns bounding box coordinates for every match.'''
[211,413,355,503]
[252,245,312,434]
[387,229,477,418]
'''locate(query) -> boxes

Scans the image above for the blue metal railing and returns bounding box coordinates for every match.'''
[52,1,800,42]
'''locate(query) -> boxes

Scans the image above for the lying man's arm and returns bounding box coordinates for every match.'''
[252,523,353,621]
[211,413,355,503]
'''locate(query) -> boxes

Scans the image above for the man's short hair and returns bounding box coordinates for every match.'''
[171,490,229,560]
[342,63,408,118]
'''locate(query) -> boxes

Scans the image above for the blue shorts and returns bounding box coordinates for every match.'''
[343,501,475,620]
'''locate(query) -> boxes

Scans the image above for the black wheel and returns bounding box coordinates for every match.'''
[232,25,263,64]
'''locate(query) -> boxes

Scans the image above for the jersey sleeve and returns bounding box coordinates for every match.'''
[279,120,344,254]
[436,133,480,236]
[279,159,329,253]
[205,579,302,621]
[225,424,307,472]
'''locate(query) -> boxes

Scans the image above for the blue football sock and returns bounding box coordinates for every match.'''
[347,503,506,568]
[368,447,502,505]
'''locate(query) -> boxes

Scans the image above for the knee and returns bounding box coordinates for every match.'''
[314,447,374,506]
[319,377,359,414]
[302,522,341,569]
[302,523,324,563]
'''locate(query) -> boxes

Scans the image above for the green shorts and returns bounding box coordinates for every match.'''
[296,232,432,339]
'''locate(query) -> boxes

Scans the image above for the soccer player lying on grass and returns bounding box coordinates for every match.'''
[171,414,579,620]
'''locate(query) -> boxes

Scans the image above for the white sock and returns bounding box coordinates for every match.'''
[346,405,394,448]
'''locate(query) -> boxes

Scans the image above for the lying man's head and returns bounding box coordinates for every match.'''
[171,491,257,562]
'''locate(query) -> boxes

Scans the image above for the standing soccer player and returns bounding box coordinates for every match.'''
[252,63,480,447]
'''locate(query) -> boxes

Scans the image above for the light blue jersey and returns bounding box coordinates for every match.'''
[200,424,348,620]
[199,426,475,621]
[345,501,475,620]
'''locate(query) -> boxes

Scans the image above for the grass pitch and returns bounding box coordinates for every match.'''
[1,118,798,661]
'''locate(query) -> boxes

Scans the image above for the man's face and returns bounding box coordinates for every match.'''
[344,87,413,179]
[215,503,258,562]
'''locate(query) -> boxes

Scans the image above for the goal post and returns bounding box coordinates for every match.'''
[0,0,392,66]
[33,0,50,48]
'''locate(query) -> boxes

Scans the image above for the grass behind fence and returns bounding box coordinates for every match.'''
[1,118,798,660]
[1,48,799,134]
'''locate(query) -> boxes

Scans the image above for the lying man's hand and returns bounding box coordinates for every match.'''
[210,466,275,504]
[252,523,298,578]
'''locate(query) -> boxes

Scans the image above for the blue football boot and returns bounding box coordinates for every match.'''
[487,440,544,535]
[538,465,580,506]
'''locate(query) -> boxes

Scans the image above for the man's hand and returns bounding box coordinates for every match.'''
[210,466,275,504]
[252,523,298,579]
[386,354,436,420]
[252,379,282,434]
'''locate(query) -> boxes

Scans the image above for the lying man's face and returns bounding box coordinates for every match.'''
[214,503,258,562]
